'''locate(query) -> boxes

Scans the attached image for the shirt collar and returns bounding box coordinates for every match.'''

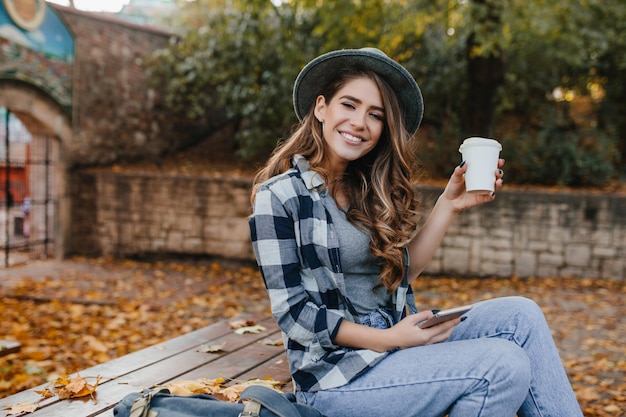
[293,154,325,192]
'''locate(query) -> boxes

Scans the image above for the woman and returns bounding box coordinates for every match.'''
[249,48,582,417]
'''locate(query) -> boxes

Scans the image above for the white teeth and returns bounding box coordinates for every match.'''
[342,132,362,143]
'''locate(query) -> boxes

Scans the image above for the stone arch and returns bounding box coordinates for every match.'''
[0,79,72,262]
[0,80,72,143]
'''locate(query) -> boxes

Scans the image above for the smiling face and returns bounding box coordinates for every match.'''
[314,76,385,176]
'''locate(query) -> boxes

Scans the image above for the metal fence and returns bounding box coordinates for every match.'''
[1,108,56,267]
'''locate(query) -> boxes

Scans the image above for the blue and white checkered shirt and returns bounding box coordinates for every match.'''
[249,155,417,392]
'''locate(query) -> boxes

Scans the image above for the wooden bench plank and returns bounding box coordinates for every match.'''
[0,318,237,410]
[0,321,234,412]
[0,316,286,417]
[235,354,291,384]
[8,318,279,417]
[97,345,293,417]
[0,341,20,357]
[174,335,285,382]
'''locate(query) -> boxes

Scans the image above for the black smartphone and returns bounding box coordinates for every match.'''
[418,305,473,329]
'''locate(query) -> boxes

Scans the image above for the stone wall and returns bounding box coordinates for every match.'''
[70,171,626,280]
[417,187,626,279]
[52,5,213,166]
[70,171,254,260]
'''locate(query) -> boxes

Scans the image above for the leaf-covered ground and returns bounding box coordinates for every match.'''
[1,256,624,416]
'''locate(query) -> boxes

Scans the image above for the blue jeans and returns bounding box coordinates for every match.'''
[296,297,582,417]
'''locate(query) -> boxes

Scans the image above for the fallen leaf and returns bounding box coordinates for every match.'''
[166,380,212,396]
[234,325,266,335]
[53,374,101,400]
[260,338,283,346]
[82,335,108,353]
[229,319,257,329]
[3,402,38,415]
[245,377,284,389]
[161,376,285,403]
[220,384,247,401]
[197,342,226,353]
[603,404,622,413]
[575,386,601,402]
[198,376,227,386]
[1,258,623,417]
[220,378,284,401]
[35,388,55,399]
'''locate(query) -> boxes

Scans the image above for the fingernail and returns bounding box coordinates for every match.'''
[459,161,466,168]
[498,169,503,175]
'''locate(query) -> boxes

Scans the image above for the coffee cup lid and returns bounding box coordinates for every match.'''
[459,137,502,153]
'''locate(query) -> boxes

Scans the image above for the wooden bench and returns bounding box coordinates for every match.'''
[0,341,21,358]
[0,315,291,417]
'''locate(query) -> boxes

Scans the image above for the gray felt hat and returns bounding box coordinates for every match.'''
[293,47,424,136]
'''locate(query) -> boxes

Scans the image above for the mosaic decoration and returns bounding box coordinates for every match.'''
[0,1,74,114]
[3,0,46,31]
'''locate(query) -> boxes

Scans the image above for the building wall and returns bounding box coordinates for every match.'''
[51,6,173,165]
[70,171,626,280]
[2,5,211,260]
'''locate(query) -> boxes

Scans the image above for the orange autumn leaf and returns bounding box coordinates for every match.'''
[1,256,624,416]
[162,377,284,402]
[163,376,230,397]
[166,380,214,396]
[35,387,55,399]
[53,374,101,400]
[220,383,247,402]
[220,378,284,402]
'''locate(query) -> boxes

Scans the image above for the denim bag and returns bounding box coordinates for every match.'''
[113,384,325,417]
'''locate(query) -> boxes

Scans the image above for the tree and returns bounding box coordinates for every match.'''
[147,0,625,185]
[148,0,318,159]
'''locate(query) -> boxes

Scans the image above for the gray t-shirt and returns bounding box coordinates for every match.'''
[323,194,391,316]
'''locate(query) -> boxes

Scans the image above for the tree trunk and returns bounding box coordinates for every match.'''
[463,0,505,137]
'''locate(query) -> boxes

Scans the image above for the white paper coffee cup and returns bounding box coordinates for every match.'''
[459,137,502,194]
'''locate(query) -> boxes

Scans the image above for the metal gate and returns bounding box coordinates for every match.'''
[1,108,56,267]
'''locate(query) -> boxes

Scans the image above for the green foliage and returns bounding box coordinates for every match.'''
[501,106,619,187]
[148,0,316,159]
[146,0,626,187]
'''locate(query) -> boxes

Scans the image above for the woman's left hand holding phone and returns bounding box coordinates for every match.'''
[334,310,458,352]
[388,310,458,348]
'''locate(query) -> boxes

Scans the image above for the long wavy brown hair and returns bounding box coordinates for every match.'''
[252,69,421,293]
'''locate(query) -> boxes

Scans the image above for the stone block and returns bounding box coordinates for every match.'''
[590,230,612,246]
[538,253,564,267]
[565,245,591,267]
[514,252,536,278]
[166,231,184,249]
[442,247,469,275]
[592,247,616,258]
[480,261,512,277]
[536,265,560,278]
[528,240,549,251]
[448,236,472,248]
